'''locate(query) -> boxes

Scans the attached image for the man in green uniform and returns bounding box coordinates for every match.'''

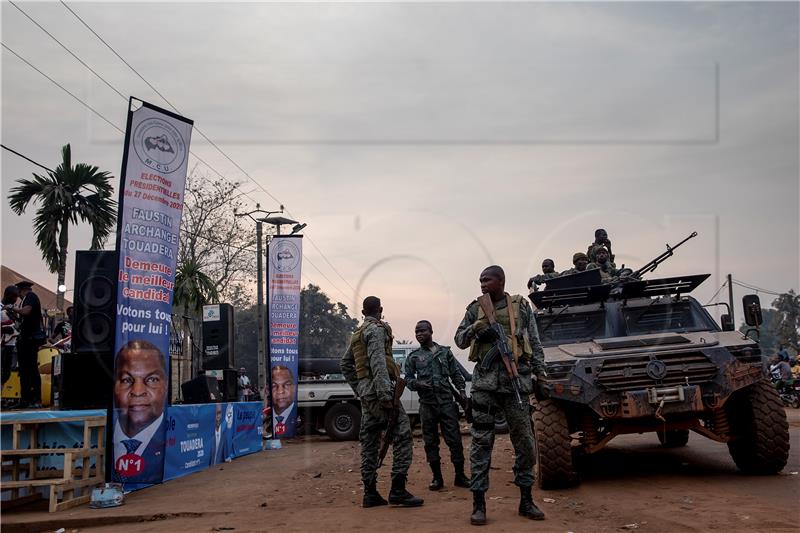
[587,228,617,267]
[341,296,424,509]
[561,252,590,275]
[527,259,560,291]
[406,320,470,491]
[455,266,546,525]
[587,246,618,282]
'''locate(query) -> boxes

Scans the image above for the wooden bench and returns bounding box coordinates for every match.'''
[1,413,106,512]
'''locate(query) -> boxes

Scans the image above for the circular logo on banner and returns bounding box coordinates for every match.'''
[133,117,187,174]
[271,240,300,272]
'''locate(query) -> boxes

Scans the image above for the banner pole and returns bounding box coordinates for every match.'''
[105,97,135,483]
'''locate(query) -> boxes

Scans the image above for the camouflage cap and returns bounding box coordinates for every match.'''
[572,252,588,264]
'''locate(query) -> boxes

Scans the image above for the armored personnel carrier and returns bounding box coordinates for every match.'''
[530,256,789,488]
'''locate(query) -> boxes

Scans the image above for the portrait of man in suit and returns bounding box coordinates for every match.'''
[209,403,232,465]
[112,339,168,483]
[271,365,297,437]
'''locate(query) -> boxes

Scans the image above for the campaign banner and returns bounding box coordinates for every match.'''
[267,235,303,438]
[163,403,233,481]
[110,99,193,485]
[232,402,263,457]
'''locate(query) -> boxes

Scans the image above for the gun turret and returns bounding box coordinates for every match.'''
[631,231,698,279]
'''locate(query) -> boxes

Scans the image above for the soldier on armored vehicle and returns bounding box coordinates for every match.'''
[529,232,790,489]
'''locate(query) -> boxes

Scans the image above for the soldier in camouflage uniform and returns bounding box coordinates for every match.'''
[341,296,424,508]
[406,320,470,491]
[560,252,589,275]
[587,228,617,267]
[587,246,618,282]
[527,258,560,291]
[455,266,546,525]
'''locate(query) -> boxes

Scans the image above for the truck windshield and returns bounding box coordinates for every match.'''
[536,310,608,345]
[622,300,704,335]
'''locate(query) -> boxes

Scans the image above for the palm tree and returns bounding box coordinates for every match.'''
[174,259,219,378]
[174,259,219,314]
[8,144,116,311]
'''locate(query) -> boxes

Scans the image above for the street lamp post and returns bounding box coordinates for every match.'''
[235,205,283,396]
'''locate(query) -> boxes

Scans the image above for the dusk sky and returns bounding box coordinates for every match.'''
[2,2,798,356]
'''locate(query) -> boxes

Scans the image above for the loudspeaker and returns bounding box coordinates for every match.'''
[52,352,114,409]
[72,250,118,354]
[220,368,238,401]
[201,304,234,370]
[181,375,221,404]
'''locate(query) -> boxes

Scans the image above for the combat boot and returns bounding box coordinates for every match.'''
[388,474,424,507]
[362,480,388,508]
[428,461,444,491]
[518,485,545,520]
[453,462,470,488]
[470,491,487,526]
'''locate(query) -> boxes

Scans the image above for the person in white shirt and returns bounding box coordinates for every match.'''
[237,367,252,402]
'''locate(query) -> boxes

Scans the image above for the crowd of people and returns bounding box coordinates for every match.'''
[1,281,71,409]
[527,227,619,290]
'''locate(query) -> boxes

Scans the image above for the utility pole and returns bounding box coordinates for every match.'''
[255,221,265,395]
[727,273,734,326]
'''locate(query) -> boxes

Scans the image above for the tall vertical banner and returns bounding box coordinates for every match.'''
[110,99,193,485]
[267,235,303,438]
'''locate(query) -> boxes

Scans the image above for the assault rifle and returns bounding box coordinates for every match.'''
[631,231,698,279]
[377,376,406,468]
[449,382,473,424]
[477,294,525,407]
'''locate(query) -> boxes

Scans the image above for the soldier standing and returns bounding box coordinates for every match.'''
[406,320,470,491]
[560,252,590,275]
[527,258,560,290]
[587,228,617,267]
[587,246,618,282]
[340,296,424,508]
[455,266,545,525]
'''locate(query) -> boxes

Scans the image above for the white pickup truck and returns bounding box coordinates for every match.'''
[297,344,474,440]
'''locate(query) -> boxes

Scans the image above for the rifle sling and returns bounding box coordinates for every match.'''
[506,294,519,357]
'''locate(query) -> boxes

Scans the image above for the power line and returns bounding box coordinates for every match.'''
[705,280,728,306]
[8,5,352,300]
[59,0,354,297]
[1,143,55,173]
[732,279,783,297]
[2,43,125,134]
[8,0,126,101]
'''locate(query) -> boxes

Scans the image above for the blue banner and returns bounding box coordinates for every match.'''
[164,403,234,481]
[267,236,303,438]
[232,402,262,457]
[111,100,193,485]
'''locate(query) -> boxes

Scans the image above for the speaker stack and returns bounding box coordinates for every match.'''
[53,250,117,409]
[195,303,238,402]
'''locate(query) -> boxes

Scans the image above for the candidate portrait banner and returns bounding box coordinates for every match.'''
[110,99,193,485]
[164,403,233,481]
[267,235,302,438]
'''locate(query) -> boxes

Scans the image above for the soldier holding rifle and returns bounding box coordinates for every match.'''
[340,296,424,509]
[455,265,546,525]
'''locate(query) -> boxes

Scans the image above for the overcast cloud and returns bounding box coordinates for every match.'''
[2,2,797,353]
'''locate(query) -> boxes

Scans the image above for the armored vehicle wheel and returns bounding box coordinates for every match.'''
[533,399,576,489]
[325,402,361,441]
[656,429,690,448]
[726,379,789,474]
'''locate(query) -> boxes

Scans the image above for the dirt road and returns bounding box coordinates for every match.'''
[5,410,799,533]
